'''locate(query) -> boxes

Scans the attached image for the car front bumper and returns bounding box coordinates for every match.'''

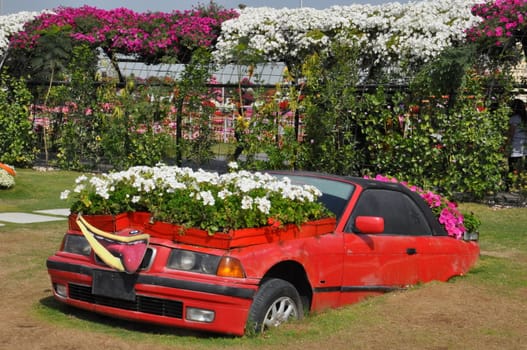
[46,256,256,336]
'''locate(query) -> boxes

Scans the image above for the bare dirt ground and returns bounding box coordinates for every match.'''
[1,225,526,350]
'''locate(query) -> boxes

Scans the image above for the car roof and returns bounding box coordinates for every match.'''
[267,170,447,236]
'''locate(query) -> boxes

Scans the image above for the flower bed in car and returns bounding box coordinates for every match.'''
[61,163,334,239]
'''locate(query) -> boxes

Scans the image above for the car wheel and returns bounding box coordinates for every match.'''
[247,278,304,334]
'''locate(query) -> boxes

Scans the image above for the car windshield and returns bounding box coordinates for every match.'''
[272,174,355,220]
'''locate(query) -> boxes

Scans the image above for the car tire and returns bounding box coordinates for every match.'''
[247,278,304,334]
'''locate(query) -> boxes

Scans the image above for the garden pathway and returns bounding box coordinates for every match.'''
[0,208,69,226]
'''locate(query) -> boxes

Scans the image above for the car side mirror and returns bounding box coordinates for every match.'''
[355,216,384,234]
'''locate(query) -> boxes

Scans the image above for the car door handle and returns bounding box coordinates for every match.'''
[406,248,417,255]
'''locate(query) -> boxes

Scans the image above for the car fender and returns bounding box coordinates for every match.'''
[226,231,345,290]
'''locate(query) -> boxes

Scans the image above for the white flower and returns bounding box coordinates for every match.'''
[60,190,71,200]
[199,190,215,206]
[228,161,239,170]
[236,177,259,193]
[218,189,232,199]
[241,195,253,210]
[75,175,88,184]
[255,197,271,214]
[73,184,85,193]
[131,196,141,203]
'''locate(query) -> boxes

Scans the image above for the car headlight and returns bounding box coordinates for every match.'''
[62,234,91,256]
[167,249,221,274]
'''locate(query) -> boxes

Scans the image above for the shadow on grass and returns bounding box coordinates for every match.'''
[38,296,233,339]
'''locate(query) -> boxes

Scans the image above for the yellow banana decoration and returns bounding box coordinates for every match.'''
[77,214,150,273]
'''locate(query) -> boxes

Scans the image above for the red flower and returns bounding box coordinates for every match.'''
[267,217,281,228]
[279,100,289,110]
[202,100,216,108]
[409,105,420,114]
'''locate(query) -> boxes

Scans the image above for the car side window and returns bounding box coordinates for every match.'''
[346,189,433,236]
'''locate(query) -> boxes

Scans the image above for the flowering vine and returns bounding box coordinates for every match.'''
[467,0,527,58]
[214,0,480,81]
[10,5,238,64]
[0,11,50,54]
[1,0,481,80]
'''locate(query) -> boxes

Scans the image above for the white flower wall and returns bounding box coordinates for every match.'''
[213,0,481,79]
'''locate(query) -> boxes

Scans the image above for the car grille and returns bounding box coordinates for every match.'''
[94,247,156,271]
[68,283,183,318]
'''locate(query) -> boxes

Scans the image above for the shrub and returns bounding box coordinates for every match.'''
[0,74,37,166]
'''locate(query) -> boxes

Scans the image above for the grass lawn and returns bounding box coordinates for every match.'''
[0,169,526,349]
[0,168,80,212]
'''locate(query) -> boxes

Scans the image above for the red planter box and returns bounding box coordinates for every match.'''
[68,212,130,232]
[68,212,336,249]
[129,211,152,228]
[157,217,337,249]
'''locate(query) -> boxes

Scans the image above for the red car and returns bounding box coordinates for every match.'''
[46,172,479,336]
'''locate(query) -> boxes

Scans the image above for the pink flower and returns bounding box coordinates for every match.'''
[366,174,468,239]
[102,103,113,112]
[421,191,442,208]
[10,5,238,63]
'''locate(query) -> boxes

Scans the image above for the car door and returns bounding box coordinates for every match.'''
[339,188,433,304]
